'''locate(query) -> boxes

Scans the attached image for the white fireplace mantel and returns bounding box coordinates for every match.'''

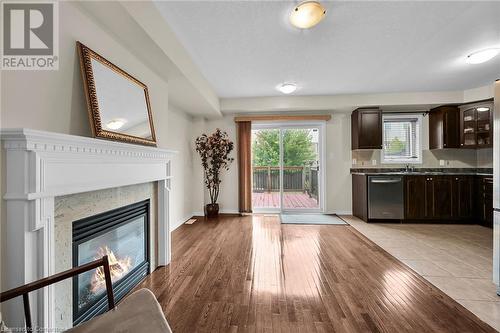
[1,128,177,329]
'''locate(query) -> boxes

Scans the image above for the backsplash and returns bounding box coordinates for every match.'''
[352,148,491,169]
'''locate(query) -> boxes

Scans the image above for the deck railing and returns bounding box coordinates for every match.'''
[252,165,318,199]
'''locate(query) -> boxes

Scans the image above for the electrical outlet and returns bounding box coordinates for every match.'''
[352,158,357,165]
[372,159,377,166]
[439,160,445,166]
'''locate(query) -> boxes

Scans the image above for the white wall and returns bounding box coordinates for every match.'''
[194,113,355,214]
[193,110,493,215]
[325,113,353,214]
[0,1,196,289]
[166,105,197,230]
[352,115,492,169]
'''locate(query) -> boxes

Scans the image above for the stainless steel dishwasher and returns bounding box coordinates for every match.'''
[368,176,404,220]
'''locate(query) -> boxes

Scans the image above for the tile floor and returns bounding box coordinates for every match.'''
[341,215,500,332]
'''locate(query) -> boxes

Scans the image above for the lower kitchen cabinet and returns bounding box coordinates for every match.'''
[453,175,474,219]
[426,176,454,219]
[406,175,474,221]
[405,176,426,219]
[477,176,493,227]
[354,173,492,226]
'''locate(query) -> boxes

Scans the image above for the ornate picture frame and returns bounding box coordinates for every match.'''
[77,41,157,146]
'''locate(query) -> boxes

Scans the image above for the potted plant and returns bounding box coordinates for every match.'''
[195,129,234,218]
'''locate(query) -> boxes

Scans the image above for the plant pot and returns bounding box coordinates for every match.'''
[205,203,219,218]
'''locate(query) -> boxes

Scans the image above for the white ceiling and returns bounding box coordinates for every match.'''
[155,1,500,99]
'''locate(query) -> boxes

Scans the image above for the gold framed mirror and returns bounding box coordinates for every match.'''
[77,42,157,146]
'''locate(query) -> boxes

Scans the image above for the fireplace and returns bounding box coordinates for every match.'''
[72,200,150,325]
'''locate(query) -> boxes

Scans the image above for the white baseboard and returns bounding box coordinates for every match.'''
[220,209,240,214]
[171,213,195,231]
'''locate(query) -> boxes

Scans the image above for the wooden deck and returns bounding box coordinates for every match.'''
[252,191,318,209]
[136,215,495,332]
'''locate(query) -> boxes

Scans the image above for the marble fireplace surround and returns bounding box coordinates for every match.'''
[1,129,176,329]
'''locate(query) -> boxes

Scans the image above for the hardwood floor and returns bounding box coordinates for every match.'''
[136,215,495,332]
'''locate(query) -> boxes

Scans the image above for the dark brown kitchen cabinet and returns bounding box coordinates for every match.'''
[358,173,492,224]
[429,106,460,149]
[404,176,426,219]
[459,103,493,149]
[352,174,368,221]
[452,176,474,219]
[404,175,473,221]
[425,176,454,219]
[351,108,382,150]
[476,176,493,227]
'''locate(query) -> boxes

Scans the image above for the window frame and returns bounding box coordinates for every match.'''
[380,114,423,165]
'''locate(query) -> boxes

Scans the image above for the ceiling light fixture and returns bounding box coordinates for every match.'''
[277,83,297,94]
[106,119,126,130]
[290,1,326,29]
[477,107,490,112]
[465,48,500,64]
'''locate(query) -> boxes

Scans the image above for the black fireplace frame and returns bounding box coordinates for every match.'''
[72,199,150,325]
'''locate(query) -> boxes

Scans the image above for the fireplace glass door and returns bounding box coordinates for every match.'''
[73,200,150,325]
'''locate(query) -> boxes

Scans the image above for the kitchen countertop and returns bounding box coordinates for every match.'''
[350,168,493,177]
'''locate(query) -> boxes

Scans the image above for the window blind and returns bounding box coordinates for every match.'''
[382,116,420,162]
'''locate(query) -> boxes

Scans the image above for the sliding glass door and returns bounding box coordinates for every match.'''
[251,128,281,210]
[282,127,321,211]
[251,123,324,213]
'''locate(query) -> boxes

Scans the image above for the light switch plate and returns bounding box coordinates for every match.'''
[372,159,377,166]
[352,158,357,165]
[439,160,445,166]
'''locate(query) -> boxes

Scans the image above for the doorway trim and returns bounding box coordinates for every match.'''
[251,120,326,214]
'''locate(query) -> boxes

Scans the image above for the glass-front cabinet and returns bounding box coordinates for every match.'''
[460,102,493,148]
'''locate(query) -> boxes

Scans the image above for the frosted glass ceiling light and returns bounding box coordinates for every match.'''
[290,1,326,29]
[465,48,500,64]
[277,83,297,94]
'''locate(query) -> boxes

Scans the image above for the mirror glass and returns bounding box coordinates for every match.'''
[91,58,153,140]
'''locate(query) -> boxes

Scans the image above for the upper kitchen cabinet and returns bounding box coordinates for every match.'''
[459,102,493,149]
[429,106,460,149]
[351,108,382,150]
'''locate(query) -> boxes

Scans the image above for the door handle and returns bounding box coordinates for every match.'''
[370,179,402,184]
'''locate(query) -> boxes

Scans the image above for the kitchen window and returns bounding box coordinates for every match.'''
[381,114,422,164]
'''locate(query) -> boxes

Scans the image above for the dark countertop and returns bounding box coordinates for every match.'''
[350,168,493,177]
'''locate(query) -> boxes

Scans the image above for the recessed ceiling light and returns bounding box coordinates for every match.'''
[106,119,126,130]
[277,83,297,94]
[477,107,490,112]
[465,48,500,64]
[290,1,326,29]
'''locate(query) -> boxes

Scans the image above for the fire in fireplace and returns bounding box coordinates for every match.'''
[72,200,150,325]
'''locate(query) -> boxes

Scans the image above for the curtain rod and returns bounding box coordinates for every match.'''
[234,114,331,122]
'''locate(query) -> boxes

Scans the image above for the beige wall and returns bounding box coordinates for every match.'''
[0,2,196,290]
[166,105,198,229]
[352,115,492,169]
[193,112,493,215]
[194,113,355,214]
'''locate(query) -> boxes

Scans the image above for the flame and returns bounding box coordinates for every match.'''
[90,246,132,293]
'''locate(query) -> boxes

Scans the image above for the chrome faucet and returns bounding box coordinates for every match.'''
[404,164,415,173]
